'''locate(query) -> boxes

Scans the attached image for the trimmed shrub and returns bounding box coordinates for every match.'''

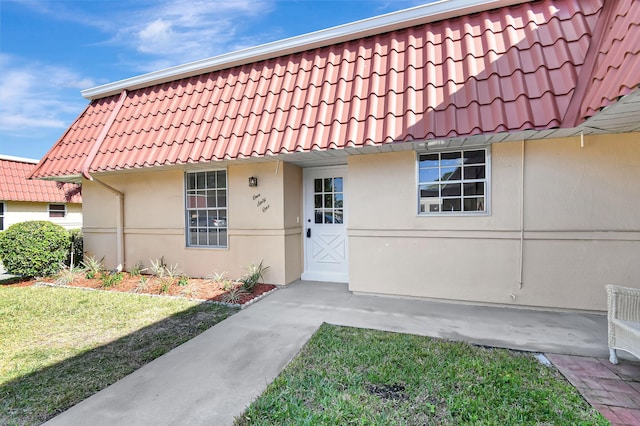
[0,221,70,277]
[68,228,84,268]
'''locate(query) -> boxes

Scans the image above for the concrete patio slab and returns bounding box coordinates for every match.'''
[44,280,610,426]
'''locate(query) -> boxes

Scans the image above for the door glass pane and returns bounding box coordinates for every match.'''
[334,210,343,224]
[314,179,322,193]
[324,178,333,192]
[314,195,322,209]
[315,210,323,224]
[324,194,333,208]
[334,193,343,208]
[334,177,343,192]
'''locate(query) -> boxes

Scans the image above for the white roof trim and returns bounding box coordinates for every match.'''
[0,154,39,164]
[82,0,528,100]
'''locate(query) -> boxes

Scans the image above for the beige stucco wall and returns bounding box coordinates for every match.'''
[3,201,82,229]
[348,132,640,311]
[82,161,303,285]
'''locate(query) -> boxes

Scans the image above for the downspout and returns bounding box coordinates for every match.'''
[518,139,525,290]
[82,90,128,271]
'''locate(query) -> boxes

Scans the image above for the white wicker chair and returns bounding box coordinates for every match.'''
[606,285,640,364]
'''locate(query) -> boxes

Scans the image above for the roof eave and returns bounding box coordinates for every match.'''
[32,174,83,184]
[81,0,529,100]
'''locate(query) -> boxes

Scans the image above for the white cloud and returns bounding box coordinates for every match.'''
[0,54,97,132]
[112,0,274,71]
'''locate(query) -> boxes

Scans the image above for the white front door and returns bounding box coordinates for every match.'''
[301,166,348,282]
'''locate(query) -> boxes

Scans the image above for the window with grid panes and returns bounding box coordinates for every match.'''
[185,171,227,248]
[418,148,489,214]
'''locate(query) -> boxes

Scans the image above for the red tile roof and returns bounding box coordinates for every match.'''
[0,157,82,203]
[31,0,637,179]
[578,0,640,122]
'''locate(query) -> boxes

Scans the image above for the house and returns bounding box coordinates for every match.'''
[0,155,82,230]
[30,0,640,311]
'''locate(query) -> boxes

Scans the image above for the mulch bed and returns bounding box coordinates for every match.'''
[6,274,276,305]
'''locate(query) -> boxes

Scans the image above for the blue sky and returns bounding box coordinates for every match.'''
[0,0,429,160]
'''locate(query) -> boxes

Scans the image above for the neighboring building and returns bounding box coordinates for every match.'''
[30,0,640,311]
[0,155,82,230]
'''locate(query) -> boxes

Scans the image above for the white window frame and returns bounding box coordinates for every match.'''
[48,203,67,218]
[417,147,491,216]
[185,169,228,249]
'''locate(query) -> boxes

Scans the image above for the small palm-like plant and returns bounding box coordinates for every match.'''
[83,255,104,279]
[241,260,270,293]
[221,285,248,304]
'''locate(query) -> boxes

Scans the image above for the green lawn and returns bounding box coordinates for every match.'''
[0,285,237,426]
[237,324,607,425]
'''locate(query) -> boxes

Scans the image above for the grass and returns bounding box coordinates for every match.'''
[0,285,237,425]
[237,324,608,425]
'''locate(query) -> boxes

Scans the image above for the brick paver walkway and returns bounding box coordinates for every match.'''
[546,354,640,426]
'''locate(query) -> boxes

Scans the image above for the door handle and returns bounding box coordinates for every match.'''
[306,228,311,238]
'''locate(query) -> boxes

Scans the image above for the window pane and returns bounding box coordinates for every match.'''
[189,229,198,245]
[441,183,461,197]
[218,229,228,248]
[419,184,439,198]
[334,177,343,192]
[206,172,216,188]
[314,195,322,209]
[464,150,485,164]
[314,210,323,224]
[314,179,322,193]
[324,194,333,208]
[217,192,227,208]
[441,151,461,166]
[196,172,206,189]
[464,182,484,196]
[217,171,226,188]
[198,231,208,246]
[419,168,440,183]
[464,197,485,212]
[464,165,485,179]
[442,198,461,212]
[187,174,196,190]
[207,192,217,208]
[440,167,460,181]
[419,154,438,167]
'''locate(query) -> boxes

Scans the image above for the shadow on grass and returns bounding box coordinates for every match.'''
[0,300,237,426]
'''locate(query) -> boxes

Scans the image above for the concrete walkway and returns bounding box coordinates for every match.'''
[45,280,610,426]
